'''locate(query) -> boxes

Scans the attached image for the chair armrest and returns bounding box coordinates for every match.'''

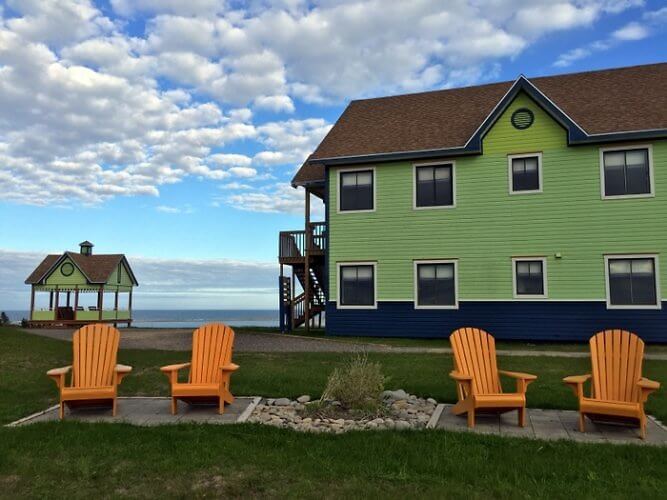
[47,365,72,389]
[499,370,536,394]
[160,363,191,373]
[47,366,72,376]
[114,364,132,385]
[563,374,591,399]
[221,363,239,372]
[499,370,537,381]
[638,377,660,402]
[449,371,472,381]
[637,378,660,391]
[563,374,592,385]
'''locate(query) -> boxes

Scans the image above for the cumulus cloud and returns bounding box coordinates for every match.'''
[0,0,654,211]
[227,183,324,216]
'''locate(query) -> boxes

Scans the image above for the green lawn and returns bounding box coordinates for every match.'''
[1,326,666,498]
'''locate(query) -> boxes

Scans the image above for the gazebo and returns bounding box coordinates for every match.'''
[25,241,138,327]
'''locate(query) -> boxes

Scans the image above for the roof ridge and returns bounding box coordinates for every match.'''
[348,62,667,105]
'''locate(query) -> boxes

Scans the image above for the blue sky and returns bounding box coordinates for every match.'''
[0,0,665,310]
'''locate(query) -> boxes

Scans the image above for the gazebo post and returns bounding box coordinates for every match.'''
[66,291,71,308]
[29,286,35,321]
[98,287,104,321]
[74,286,79,320]
[54,287,59,321]
[49,291,53,311]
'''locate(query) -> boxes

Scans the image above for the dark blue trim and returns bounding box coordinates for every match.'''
[325,301,667,343]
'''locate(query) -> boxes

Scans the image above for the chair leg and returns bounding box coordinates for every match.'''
[171,397,178,415]
[467,408,475,428]
[59,401,65,420]
[639,414,646,440]
[218,396,225,415]
[518,407,526,427]
[578,412,585,433]
[112,398,117,417]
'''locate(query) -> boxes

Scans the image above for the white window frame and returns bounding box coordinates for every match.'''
[337,166,376,214]
[604,254,661,310]
[413,259,459,310]
[512,257,548,299]
[599,144,654,200]
[508,152,543,195]
[336,261,378,310]
[412,160,456,210]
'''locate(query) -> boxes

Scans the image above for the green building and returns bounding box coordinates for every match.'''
[280,63,667,342]
[25,241,138,327]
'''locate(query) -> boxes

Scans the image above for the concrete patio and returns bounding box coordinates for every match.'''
[8,396,260,427]
[431,404,667,446]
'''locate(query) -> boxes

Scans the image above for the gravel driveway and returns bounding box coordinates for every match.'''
[24,328,379,352]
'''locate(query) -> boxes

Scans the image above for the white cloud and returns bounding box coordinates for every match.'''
[228,183,324,216]
[229,166,257,178]
[155,204,194,214]
[253,94,295,113]
[612,22,649,40]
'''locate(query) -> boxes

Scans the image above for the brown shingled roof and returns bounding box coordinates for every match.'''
[293,63,667,186]
[25,252,137,285]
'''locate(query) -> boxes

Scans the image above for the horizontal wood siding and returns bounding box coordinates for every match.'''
[325,301,667,342]
[45,257,88,286]
[328,92,667,305]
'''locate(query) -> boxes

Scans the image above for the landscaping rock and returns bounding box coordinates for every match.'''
[249,390,436,434]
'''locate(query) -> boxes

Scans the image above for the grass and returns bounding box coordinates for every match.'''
[1,326,666,498]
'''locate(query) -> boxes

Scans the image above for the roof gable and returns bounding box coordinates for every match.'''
[25,252,138,286]
[293,63,667,185]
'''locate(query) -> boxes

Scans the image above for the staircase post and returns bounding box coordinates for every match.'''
[304,188,311,333]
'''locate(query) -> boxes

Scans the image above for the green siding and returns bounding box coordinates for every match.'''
[328,92,667,302]
[106,261,134,287]
[44,257,88,286]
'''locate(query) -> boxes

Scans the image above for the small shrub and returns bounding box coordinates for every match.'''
[320,353,386,412]
[0,312,9,326]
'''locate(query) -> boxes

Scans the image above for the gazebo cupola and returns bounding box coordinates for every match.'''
[25,242,138,327]
[79,240,94,256]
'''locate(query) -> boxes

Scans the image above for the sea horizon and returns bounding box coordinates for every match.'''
[3,309,281,328]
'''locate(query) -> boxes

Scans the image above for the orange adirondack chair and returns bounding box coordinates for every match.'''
[160,323,239,414]
[449,327,537,428]
[564,329,660,439]
[46,324,132,419]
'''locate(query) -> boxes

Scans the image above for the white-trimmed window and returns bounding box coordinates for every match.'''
[338,169,375,212]
[414,260,458,309]
[413,162,455,208]
[512,257,547,298]
[337,263,377,309]
[605,255,661,309]
[508,153,542,194]
[600,145,653,199]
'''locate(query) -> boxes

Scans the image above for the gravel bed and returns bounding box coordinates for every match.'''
[246,389,437,433]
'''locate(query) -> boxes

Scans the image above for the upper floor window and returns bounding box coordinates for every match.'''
[509,153,542,194]
[339,169,374,212]
[601,146,653,198]
[512,258,547,298]
[605,255,660,309]
[414,260,458,309]
[338,263,376,308]
[414,163,454,208]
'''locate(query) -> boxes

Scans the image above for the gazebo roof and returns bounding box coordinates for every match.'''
[25,251,138,285]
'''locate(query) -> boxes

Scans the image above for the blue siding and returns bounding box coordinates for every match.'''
[326,301,667,342]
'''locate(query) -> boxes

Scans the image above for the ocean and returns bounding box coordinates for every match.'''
[3,310,279,328]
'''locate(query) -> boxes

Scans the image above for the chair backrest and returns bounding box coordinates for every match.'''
[72,324,120,388]
[449,327,501,395]
[590,329,645,402]
[189,323,235,384]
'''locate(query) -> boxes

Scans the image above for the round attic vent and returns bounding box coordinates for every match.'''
[60,262,74,277]
[511,108,534,130]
